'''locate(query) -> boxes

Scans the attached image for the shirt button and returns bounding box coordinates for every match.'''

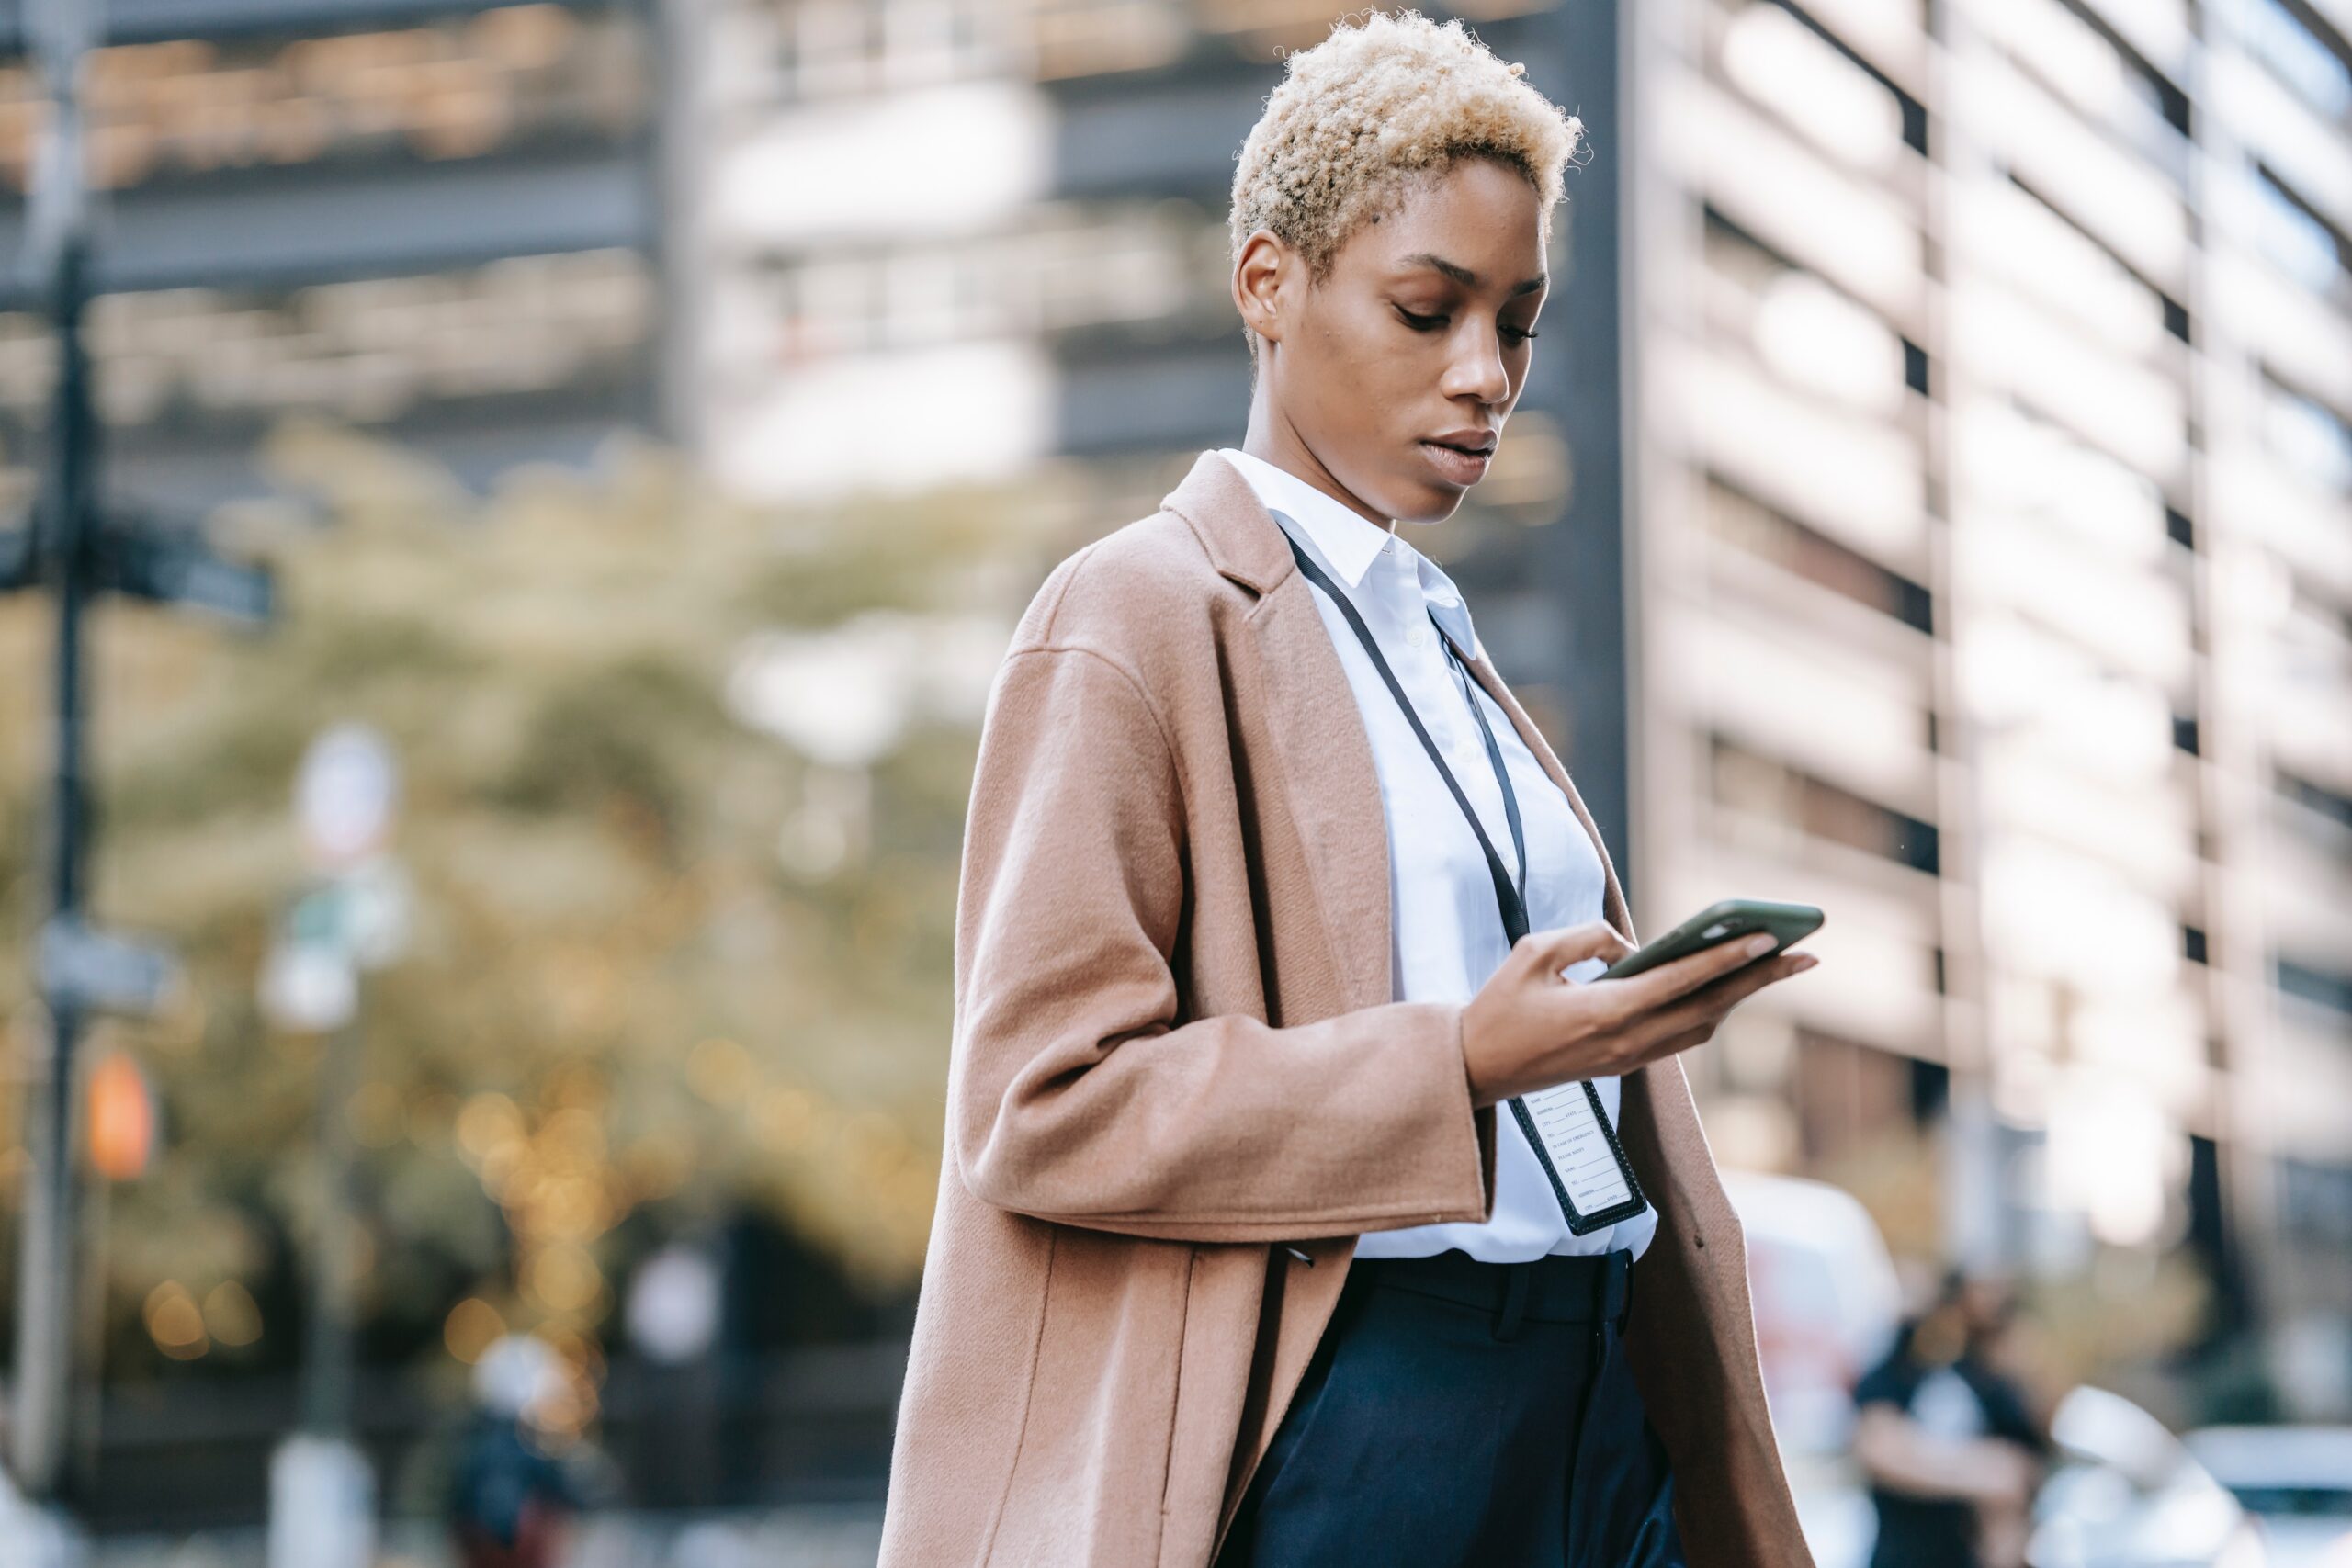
[1407,625,1427,648]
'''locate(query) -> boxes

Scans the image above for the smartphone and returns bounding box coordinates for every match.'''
[1595,897,1824,982]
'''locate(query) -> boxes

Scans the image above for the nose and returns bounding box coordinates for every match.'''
[1441,321,1510,404]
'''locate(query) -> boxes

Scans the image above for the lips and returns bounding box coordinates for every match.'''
[1420,440,1491,485]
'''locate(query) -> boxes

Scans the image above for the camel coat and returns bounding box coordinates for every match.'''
[879,449,1812,1567]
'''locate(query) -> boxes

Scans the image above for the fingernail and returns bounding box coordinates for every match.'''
[1792,954,1818,969]
[1746,934,1777,956]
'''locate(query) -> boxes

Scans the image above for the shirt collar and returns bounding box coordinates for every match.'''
[1214,446,1482,662]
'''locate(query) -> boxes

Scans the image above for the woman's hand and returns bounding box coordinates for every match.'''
[1459,920,1818,1107]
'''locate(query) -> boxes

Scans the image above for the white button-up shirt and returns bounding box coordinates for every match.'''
[1217,447,1657,1262]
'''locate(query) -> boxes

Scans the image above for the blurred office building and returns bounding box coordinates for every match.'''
[0,0,666,512]
[4,0,2346,1433]
[679,0,2352,1417]
[1618,0,2352,1422]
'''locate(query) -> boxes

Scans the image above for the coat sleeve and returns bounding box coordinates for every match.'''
[1620,1056,1818,1567]
[945,643,1500,1241]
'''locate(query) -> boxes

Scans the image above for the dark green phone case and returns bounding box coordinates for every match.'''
[1598,897,1824,981]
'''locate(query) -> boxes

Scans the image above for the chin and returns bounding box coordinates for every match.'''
[1398,484,1470,524]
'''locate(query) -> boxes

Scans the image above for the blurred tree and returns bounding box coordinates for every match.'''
[0,416,1085,1403]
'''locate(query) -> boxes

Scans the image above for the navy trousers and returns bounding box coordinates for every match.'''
[1215,1247,1685,1568]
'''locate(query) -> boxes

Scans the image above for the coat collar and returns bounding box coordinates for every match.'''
[1212,446,1485,664]
[1161,447,1297,595]
[1212,446,1396,589]
[1156,448,1636,1019]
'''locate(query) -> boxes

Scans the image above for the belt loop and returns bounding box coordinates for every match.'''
[1605,1249,1631,1329]
[1493,1261,1532,1342]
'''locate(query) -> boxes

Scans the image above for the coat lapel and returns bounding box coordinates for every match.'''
[1159,450,1395,1017]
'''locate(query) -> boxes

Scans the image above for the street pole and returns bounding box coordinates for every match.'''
[263,731,403,1568]
[2,0,267,1515]
[301,1000,361,1441]
[11,0,100,1501]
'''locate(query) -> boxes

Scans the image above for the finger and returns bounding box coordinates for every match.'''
[1632,952,1814,1044]
[1619,929,1784,1011]
[1605,953,1808,1066]
[1511,920,1634,978]
[1664,950,1815,1023]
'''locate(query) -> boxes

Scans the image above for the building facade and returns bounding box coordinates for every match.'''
[0,0,668,513]
[684,0,2352,1416]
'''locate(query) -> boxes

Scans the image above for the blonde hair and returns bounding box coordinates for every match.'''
[1227,8,1585,356]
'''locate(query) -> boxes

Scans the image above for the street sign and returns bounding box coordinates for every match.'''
[260,884,363,1035]
[36,917,176,1016]
[259,936,356,1035]
[296,726,398,871]
[334,855,413,971]
[99,527,274,627]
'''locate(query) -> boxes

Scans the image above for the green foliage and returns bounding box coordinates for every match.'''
[0,416,1076,1382]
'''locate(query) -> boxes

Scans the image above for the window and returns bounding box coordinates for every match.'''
[2259,371,2352,493]
[1719,2,1919,172]
[1986,0,2191,136]
[2277,955,2352,1016]
[1704,474,1935,631]
[1710,732,1940,874]
[2277,768,2352,830]
[2280,1157,2352,1248]
[2252,164,2352,300]
[2218,0,2352,119]
[0,6,651,191]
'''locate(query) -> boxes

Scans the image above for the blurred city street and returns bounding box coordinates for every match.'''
[0,0,2346,1564]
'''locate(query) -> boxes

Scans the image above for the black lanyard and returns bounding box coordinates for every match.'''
[1274,513,1648,1236]
[1279,527,1532,943]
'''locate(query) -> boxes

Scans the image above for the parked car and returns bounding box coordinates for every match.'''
[2185,1425,2352,1568]
[0,1463,85,1568]
[2028,1386,2268,1568]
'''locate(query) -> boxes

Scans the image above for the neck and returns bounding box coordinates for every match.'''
[1238,401,1392,530]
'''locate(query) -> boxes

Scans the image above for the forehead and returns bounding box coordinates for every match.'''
[1337,159,1547,282]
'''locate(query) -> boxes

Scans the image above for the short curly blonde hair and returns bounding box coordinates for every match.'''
[1228,8,1584,350]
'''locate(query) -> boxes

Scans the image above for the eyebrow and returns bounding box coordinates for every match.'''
[1397,252,1547,297]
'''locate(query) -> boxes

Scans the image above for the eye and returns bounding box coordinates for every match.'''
[1394,306,1539,344]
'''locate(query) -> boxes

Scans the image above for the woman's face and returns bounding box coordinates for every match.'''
[1235,154,1548,527]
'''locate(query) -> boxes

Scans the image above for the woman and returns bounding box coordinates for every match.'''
[882,12,1819,1566]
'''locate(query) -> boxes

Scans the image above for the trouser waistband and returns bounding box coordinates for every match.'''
[1350,1247,1633,1336]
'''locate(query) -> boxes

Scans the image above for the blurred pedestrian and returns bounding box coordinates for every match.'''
[447,1335,582,1568]
[1852,1270,2049,1568]
[880,11,1819,1568]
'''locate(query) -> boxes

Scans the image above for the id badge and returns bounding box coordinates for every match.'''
[1508,1081,1648,1235]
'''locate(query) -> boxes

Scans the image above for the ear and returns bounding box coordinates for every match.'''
[1232,229,1291,354]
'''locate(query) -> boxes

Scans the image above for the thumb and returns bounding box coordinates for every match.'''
[1512,919,1631,979]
